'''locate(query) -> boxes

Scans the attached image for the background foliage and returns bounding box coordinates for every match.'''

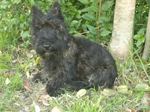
[0,0,114,49]
[0,0,149,52]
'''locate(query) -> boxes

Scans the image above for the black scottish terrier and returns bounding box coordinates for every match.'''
[31,2,117,96]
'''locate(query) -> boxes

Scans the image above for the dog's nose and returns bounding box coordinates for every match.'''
[43,44,50,50]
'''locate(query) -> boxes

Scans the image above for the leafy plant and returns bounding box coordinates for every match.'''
[60,0,115,44]
[133,0,149,55]
[133,28,146,54]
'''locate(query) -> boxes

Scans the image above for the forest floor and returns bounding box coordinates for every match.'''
[0,45,150,112]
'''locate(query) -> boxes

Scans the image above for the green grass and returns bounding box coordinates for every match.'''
[0,74,23,111]
[41,89,146,112]
[0,44,150,111]
[0,49,23,111]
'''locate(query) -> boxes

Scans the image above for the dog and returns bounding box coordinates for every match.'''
[31,2,117,96]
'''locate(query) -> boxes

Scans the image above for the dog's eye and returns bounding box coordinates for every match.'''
[43,44,49,47]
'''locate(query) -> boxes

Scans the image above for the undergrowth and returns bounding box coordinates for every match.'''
[0,0,150,111]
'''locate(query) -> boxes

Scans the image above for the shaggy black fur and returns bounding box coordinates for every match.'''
[31,2,117,96]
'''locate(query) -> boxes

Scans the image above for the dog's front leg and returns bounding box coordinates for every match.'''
[46,71,71,96]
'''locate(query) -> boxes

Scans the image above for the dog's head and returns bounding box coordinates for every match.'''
[31,2,69,58]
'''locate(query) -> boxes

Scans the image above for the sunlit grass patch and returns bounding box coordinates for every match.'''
[0,50,23,111]
[0,71,23,111]
[116,53,150,87]
[0,45,150,112]
[41,88,145,112]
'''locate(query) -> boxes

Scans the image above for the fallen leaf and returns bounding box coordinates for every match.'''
[23,80,32,92]
[51,106,62,112]
[0,51,2,55]
[26,71,30,78]
[33,101,40,112]
[14,103,21,107]
[30,49,36,55]
[12,59,18,64]
[76,89,87,98]
[26,52,34,58]
[117,85,128,94]
[5,78,11,85]
[38,94,52,106]
[126,108,138,112]
[101,89,116,97]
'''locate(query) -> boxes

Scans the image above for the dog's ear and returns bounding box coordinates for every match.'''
[49,2,64,20]
[32,6,45,30]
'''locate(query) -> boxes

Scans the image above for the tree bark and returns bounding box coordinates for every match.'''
[110,0,136,60]
[142,10,150,60]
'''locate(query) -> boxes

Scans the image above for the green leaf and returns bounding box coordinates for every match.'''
[29,0,35,5]
[102,1,114,11]
[11,0,21,4]
[81,5,97,13]
[21,31,30,39]
[146,0,150,6]
[82,13,95,21]
[100,30,111,37]
[134,28,145,47]
[78,0,90,5]
[71,20,80,27]
[86,25,96,34]
[137,28,146,35]
[99,16,110,23]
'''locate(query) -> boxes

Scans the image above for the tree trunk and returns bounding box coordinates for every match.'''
[142,10,150,60]
[110,0,136,60]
